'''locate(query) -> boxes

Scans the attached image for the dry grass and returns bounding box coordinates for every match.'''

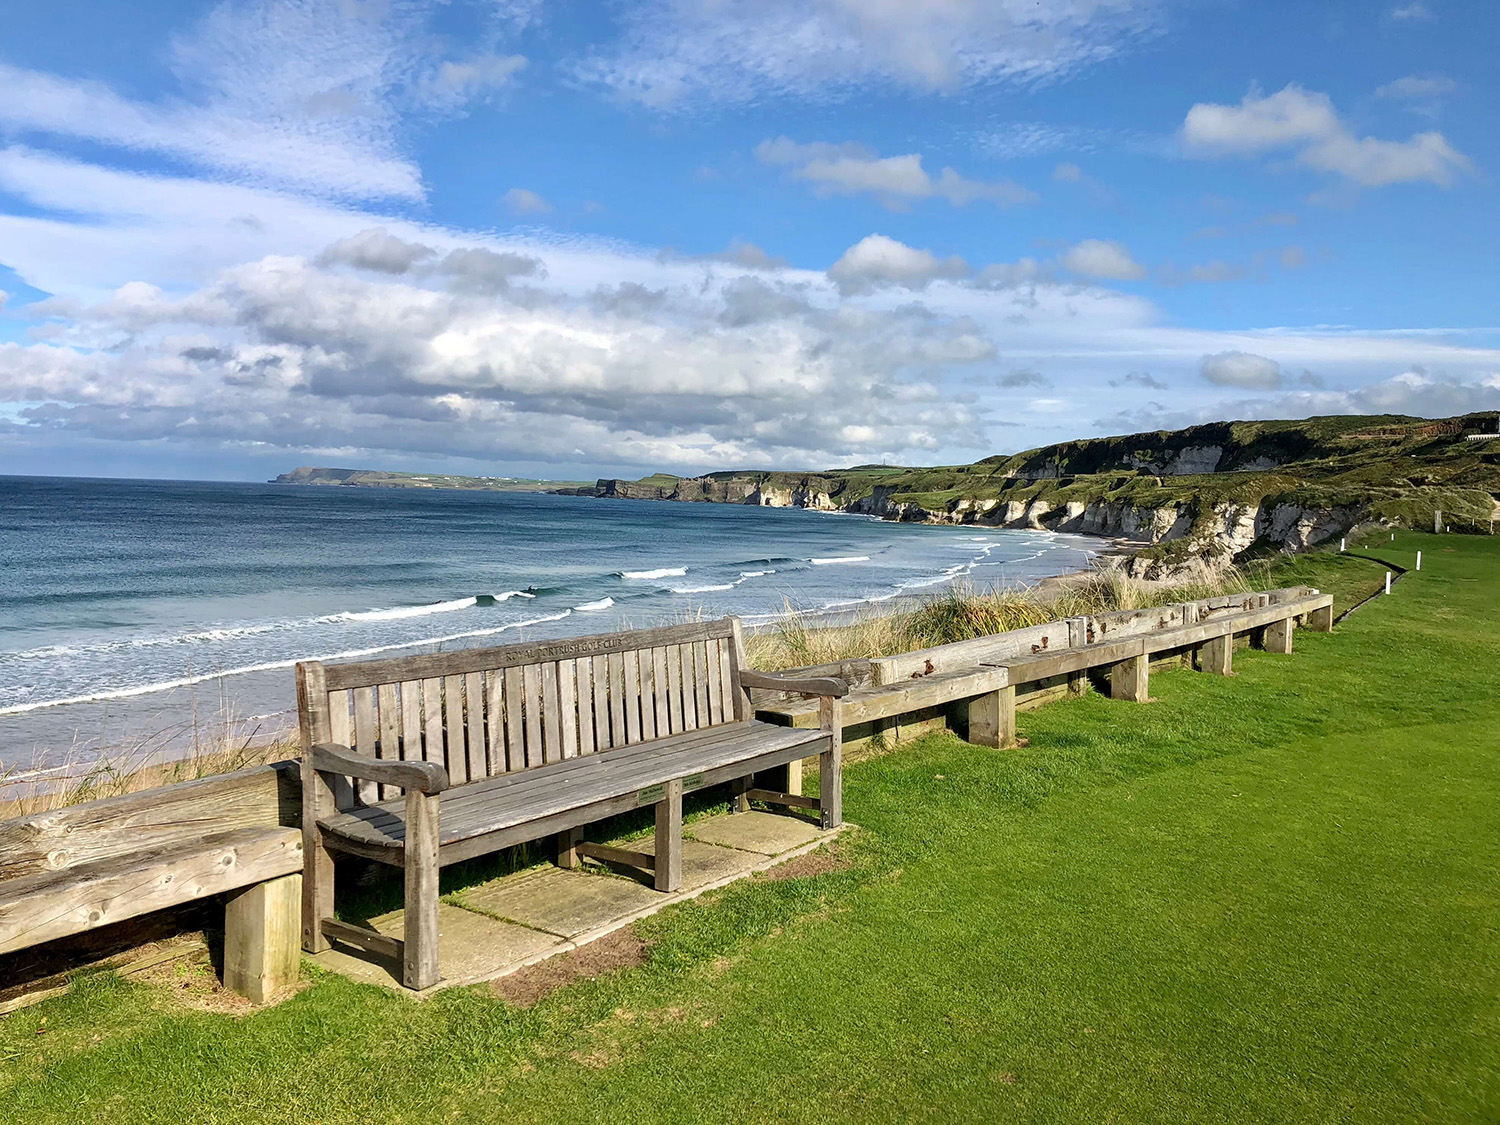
[0,704,298,819]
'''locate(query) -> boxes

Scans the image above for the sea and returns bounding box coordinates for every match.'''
[0,476,1104,778]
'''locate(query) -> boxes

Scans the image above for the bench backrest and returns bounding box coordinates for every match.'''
[871,619,1075,684]
[297,618,747,802]
[0,762,300,882]
[867,585,1323,683]
[1090,604,1191,641]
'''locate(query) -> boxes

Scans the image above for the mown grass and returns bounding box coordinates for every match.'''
[3,533,1498,1124]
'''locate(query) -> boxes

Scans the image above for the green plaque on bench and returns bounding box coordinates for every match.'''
[682,773,706,792]
[636,784,666,805]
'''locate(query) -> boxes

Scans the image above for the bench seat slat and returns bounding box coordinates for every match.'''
[319,722,828,852]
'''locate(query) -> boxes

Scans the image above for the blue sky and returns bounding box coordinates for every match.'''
[0,0,1496,481]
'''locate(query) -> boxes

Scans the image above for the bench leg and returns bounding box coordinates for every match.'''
[968,686,1016,749]
[728,775,750,813]
[224,872,302,1004]
[1110,654,1149,702]
[1264,617,1294,655]
[1308,603,1334,633]
[301,763,336,955]
[403,789,441,991]
[557,827,583,868]
[783,758,803,798]
[819,696,843,829]
[655,778,683,892]
[1201,634,1233,675]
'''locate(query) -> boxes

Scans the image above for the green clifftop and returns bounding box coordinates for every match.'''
[591,413,1500,576]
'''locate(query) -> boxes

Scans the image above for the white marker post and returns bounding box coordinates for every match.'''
[1340,538,1346,552]
[1385,571,1392,595]
[1416,550,1422,571]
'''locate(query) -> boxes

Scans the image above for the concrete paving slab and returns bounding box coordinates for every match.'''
[307,810,847,998]
[687,810,824,856]
[458,867,662,939]
[308,902,559,993]
[629,836,762,890]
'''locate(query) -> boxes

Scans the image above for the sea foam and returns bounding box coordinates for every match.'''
[337,597,477,622]
[620,567,687,580]
[0,611,575,717]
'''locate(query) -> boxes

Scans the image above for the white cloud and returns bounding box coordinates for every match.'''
[1200,351,1281,388]
[1376,75,1456,101]
[1183,84,1341,154]
[1053,162,1083,182]
[1390,3,1433,20]
[756,138,1033,209]
[1182,83,1471,188]
[576,0,1167,109]
[1299,130,1470,188]
[0,215,1002,469]
[0,1,542,204]
[1061,239,1145,281]
[428,54,528,102]
[317,227,436,274]
[714,240,788,270]
[4,145,1500,473]
[503,188,554,215]
[827,235,970,294]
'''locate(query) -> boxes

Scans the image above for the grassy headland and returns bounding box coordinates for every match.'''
[592,413,1500,574]
[3,530,1497,1123]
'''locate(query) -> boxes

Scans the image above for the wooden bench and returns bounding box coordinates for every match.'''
[0,764,304,1003]
[757,587,1335,749]
[296,617,847,990]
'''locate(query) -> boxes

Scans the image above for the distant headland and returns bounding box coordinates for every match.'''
[271,467,591,492]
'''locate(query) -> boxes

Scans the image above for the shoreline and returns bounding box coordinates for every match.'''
[0,533,1138,802]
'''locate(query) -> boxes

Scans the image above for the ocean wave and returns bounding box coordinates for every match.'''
[670,583,734,594]
[810,555,871,565]
[739,569,773,578]
[489,590,536,601]
[574,597,615,612]
[335,596,478,622]
[1,623,294,663]
[0,611,575,718]
[619,567,687,580]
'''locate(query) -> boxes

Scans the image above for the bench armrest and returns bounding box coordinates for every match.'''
[739,669,850,698]
[309,742,449,795]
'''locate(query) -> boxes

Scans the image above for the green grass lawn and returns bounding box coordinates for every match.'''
[4,532,1499,1124]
